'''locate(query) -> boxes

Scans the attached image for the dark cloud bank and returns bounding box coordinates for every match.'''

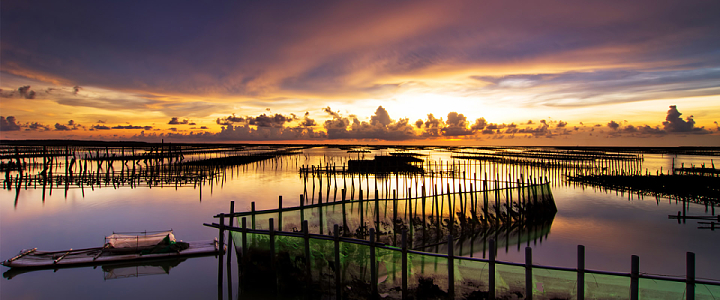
[126,105,713,142]
[0,117,151,132]
[2,106,714,142]
[605,105,711,137]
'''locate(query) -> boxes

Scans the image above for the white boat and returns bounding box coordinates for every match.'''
[2,230,220,269]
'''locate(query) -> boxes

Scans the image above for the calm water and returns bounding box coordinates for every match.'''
[1,146,718,299]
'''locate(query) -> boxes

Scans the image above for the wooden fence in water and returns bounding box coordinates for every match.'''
[211,221,720,300]
[208,212,720,299]
[205,178,719,299]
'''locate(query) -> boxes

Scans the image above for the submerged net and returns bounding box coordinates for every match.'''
[230,229,719,299]
[232,182,557,254]
[225,181,719,299]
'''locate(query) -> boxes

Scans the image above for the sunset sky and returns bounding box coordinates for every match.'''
[1,0,719,145]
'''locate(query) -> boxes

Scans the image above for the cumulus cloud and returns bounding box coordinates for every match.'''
[247,113,295,128]
[606,123,666,137]
[54,120,84,131]
[662,105,706,133]
[27,122,50,131]
[54,123,72,131]
[168,117,189,125]
[1,86,38,99]
[515,121,552,137]
[112,125,153,130]
[323,106,416,140]
[322,107,342,119]
[0,116,54,132]
[370,106,392,126]
[442,112,472,136]
[4,102,715,143]
[420,114,444,137]
[603,106,709,138]
[216,114,245,125]
[133,123,326,142]
[471,118,487,131]
[637,125,665,135]
[0,116,22,131]
[607,121,620,130]
[482,122,509,134]
[18,86,36,99]
[216,111,306,130]
[301,112,317,127]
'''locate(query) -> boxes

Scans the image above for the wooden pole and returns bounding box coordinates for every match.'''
[630,255,639,300]
[434,184,440,231]
[370,228,378,298]
[526,246,533,300]
[278,196,283,231]
[227,201,234,269]
[375,189,380,234]
[489,238,496,299]
[446,182,452,236]
[402,229,408,300]
[251,202,255,229]
[687,252,695,300]
[393,189,398,223]
[408,187,415,244]
[448,235,455,299]
[300,194,305,223]
[360,190,364,235]
[334,224,342,299]
[578,245,585,300]
[241,217,247,263]
[342,189,347,232]
[422,185,426,236]
[318,196,324,235]
[303,220,311,285]
[483,179,489,224]
[218,213,225,287]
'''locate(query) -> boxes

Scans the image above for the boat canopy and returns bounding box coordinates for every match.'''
[105,231,175,249]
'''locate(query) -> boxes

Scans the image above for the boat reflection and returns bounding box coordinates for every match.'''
[3,257,190,280]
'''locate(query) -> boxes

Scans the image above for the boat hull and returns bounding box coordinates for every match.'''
[2,240,220,269]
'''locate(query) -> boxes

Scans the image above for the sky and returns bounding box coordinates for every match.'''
[1,0,720,146]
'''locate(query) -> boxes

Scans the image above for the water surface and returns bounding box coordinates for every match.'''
[1,146,718,299]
